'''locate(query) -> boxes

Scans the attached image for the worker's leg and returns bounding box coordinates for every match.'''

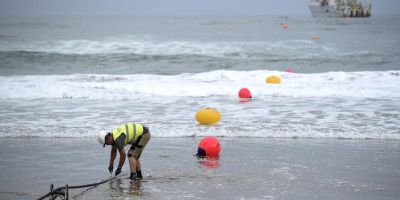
[128,156,137,172]
[128,130,151,179]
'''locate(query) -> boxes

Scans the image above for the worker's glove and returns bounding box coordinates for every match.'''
[108,164,113,173]
[115,167,122,176]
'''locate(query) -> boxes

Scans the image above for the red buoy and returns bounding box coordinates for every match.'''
[238,88,252,99]
[196,136,221,157]
[286,68,294,73]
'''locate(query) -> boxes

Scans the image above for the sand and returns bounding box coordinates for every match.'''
[0,137,399,200]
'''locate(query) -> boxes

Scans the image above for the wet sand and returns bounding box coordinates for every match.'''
[0,137,399,200]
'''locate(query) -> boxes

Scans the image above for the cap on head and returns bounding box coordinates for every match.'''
[97,130,108,147]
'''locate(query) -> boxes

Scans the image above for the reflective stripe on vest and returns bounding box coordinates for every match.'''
[125,124,129,144]
[132,124,137,144]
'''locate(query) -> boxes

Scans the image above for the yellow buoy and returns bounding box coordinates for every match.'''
[266,75,281,84]
[195,108,221,125]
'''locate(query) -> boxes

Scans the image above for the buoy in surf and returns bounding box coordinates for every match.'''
[281,23,288,29]
[312,35,321,40]
[196,136,221,157]
[286,68,294,73]
[266,75,281,84]
[238,88,252,99]
[195,108,221,125]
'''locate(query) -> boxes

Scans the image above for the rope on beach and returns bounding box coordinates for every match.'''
[36,176,116,200]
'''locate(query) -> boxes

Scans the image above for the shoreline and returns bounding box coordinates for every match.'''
[3,135,400,141]
[0,137,399,200]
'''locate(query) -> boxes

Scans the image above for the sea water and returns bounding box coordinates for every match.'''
[0,16,399,139]
[1,15,400,200]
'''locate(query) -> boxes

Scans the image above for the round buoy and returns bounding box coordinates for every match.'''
[266,75,281,84]
[285,68,294,73]
[238,88,252,99]
[312,35,321,40]
[196,136,221,157]
[195,108,221,125]
[281,23,288,29]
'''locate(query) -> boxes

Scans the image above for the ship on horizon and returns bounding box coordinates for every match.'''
[308,0,371,18]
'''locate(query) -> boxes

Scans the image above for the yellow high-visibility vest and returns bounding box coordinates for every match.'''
[112,123,144,145]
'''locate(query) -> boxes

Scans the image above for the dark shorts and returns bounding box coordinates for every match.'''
[128,127,151,160]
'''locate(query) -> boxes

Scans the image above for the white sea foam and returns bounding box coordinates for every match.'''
[1,70,399,100]
[0,38,336,57]
[0,39,241,56]
[1,70,399,139]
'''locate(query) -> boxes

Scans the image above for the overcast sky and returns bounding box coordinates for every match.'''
[0,0,399,16]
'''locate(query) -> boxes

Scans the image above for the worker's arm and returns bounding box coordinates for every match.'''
[118,149,126,170]
[108,145,117,173]
[114,135,126,176]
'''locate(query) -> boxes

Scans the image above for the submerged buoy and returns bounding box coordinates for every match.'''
[266,75,281,84]
[196,136,221,157]
[238,88,252,99]
[195,108,221,125]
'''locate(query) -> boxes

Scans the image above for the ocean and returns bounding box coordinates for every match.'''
[0,15,400,199]
[1,15,400,139]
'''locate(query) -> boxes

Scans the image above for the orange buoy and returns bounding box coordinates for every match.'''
[312,35,321,40]
[281,23,288,29]
[195,108,221,125]
[266,75,281,84]
[196,136,221,157]
[238,88,252,99]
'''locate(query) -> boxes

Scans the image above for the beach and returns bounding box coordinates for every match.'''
[0,137,399,200]
[1,15,400,199]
